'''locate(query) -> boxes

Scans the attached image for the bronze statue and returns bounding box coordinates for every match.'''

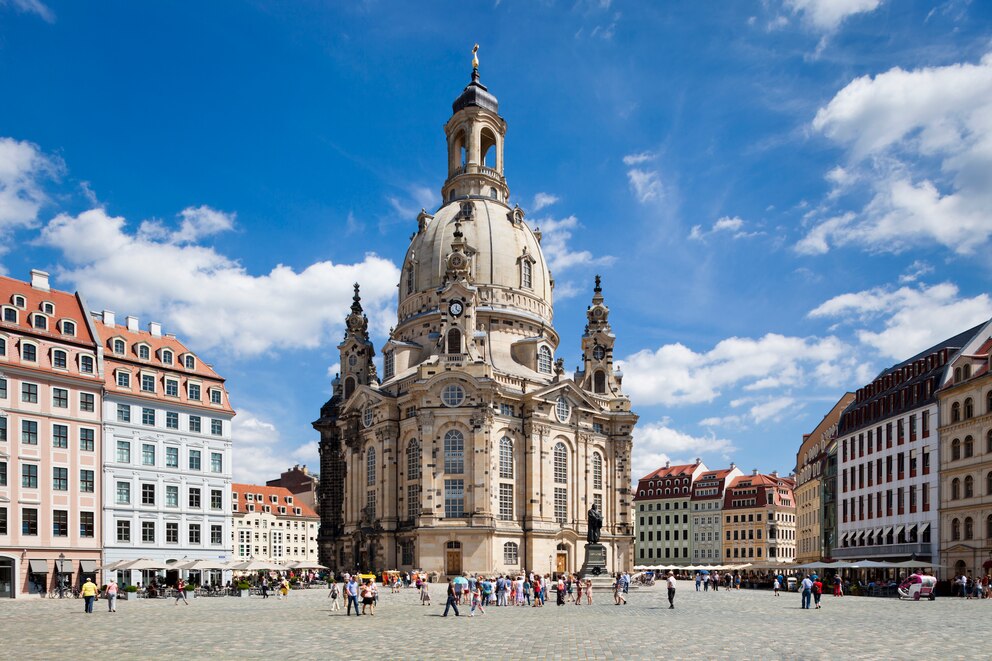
[587,503,603,544]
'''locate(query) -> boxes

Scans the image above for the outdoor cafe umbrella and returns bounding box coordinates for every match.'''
[175,559,230,571]
[118,558,171,571]
[287,561,328,570]
[229,559,284,572]
[99,560,131,571]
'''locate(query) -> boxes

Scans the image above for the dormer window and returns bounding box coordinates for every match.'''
[522,259,533,289]
[60,320,76,336]
[116,371,131,388]
[113,339,126,355]
[162,349,173,365]
[31,314,47,330]
[21,341,37,362]
[270,495,277,503]
[2,307,16,323]
[12,295,25,308]
[209,388,222,404]
[41,302,54,315]
[184,355,196,370]
[137,344,150,360]
[52,349,67,369]
[188,383,201,401]
[286,496,294,504]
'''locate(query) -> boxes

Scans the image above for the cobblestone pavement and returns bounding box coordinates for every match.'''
[1,582,988,660]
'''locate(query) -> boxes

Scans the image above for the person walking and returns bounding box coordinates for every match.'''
[833,574,843,596]
[261,577,269,599]
[695,573,701,591]
[812,576,823,609]
[575,577,583,605]
[174,577,189,606]
[80,577,98,614]
[420,579,431,606]
[614,574,627,605]
[104,578,119,612]
[345,576,360,616]
[666,571,677,609]
[800,575,813,609]
[443,578,460,617]
[328,580,341,612]
[585,578,593,605]
[469,586,485,616]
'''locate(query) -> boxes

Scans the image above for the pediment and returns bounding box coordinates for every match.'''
[526,379,602,412]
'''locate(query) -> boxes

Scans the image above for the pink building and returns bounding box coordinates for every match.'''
[0,270,103,598]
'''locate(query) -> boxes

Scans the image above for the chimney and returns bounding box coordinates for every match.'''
[752,468,758,476]
[695,457,701,465]
[30,269,50,291]
[665,460,671,469]
[771,470,779,478]
[102,310,115,327]
[149,322,162,337]
[729,462,736,470]
[126,315,139,332]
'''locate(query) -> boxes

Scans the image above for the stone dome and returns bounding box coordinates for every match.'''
[398,197,554,323]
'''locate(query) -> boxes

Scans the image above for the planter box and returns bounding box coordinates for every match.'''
[239,589,250,597]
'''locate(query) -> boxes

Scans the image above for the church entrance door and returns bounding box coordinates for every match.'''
[556,552,567,575]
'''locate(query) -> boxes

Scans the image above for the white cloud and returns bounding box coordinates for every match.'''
[532,192,559,212]
[699,415,743,428]
[2,0,54,22]
[784,0,882,31]
[688,216,760,241]
[533,214,615,273]
[620,333,854,406]
[40,207,400,356]
[898,260,934,284]
[800,54,992,255]
[231,410,316,484]
[749,396,797,423]
[0,137,60,248]
[622,152,663,203]
[809,281,992,359]
[631,421,735,482]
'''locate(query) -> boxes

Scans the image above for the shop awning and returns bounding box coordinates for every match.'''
[79,560,97,573]
[28,559,49,573]
[918,522,931,535]
[55,558,72,573]
[894,525,905,538]
[883,526,893,538]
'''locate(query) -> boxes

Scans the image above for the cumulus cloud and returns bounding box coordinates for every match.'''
[0,137,60,251]
[688,216,761,241]
[784,0,882,31]
[619,333,855,407]
[531,192,559,212]
[631,421,735,482]
[232,411,317,483]
[799,54,992,255]
[532,214,615,273]
[809,281,992,359]
[39,207,400,356]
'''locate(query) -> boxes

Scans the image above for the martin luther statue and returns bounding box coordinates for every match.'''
[587,503,603,544]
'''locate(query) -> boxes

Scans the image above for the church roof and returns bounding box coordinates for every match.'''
[452,69,499,114]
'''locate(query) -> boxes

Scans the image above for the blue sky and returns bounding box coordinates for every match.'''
[2,0,991,483]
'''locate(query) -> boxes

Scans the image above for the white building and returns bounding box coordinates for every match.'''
[97,312,234,584]
[834,324,984,565]
[690,465,743,564]
[232,484,319,565]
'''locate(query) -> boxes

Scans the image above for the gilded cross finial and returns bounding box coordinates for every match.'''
[472,44,479,71]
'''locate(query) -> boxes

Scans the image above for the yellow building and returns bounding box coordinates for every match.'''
[722,471,796,564]
[795,393,854,564]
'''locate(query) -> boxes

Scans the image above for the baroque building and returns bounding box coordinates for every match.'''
[314,62,638,577]
[632,460,707,566]
[690,464,742,564]
[232,483,319,565]
[722,471,797,564]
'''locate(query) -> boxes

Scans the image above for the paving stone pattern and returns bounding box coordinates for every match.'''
[0,582,988,660]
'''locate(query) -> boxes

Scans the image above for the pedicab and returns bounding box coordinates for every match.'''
[897,573,936,601]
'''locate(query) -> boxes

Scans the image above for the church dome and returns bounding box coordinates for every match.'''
[398,197,554,324]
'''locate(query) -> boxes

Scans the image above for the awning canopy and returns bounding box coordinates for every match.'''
[55,558,72,573]
[79,560,97,573]
[919,522,930,535]
[28,559,49,573]
[883,526,893,537]
[894,525,905,537]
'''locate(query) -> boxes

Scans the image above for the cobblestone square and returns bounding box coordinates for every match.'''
[1,581,988,660]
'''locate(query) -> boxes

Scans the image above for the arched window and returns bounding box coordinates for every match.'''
[553,442,567,484]
[951,401,961,422]
[366,447,376,486]
[383,351,394,380]
[406,266,414,295]
[444,430,464,474]
[499,436,513,479]
[344,377,355,399]
[965,475,974,498]
[964,436,974,458]
[951,478,961,500]
[113,339,125,354]
[592,452,603,490]
[987,471,992,496]
[594,370,606,394]
[951,518,960,541]
[537,346,552,374]
[406,439,421,480]
[952,439,961,460]
[446,328,461,354]
[555,395,571,423]
[503,541,518,565]
[162,349,173,364]
[522,260,532,289]
[965,517,974,539]
[964,398,974,419]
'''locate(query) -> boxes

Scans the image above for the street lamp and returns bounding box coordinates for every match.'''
[57,552,66,597]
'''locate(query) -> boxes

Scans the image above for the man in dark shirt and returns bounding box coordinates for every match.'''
[443,579,460,616]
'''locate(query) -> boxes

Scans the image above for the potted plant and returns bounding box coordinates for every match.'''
[236,580,252,597]
[123,585,138,601]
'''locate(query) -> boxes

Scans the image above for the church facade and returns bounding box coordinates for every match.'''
[314,63,638,578]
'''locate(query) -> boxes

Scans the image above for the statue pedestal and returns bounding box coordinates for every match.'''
[579,543,608,578]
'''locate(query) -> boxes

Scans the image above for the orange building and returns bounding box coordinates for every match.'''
[722,471,797,565]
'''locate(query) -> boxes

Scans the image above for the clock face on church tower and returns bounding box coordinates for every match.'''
[449,301,464,317]
[593,345,606,361]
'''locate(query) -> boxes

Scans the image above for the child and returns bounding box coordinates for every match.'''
[469,586,485,617]
[773,577,780,596]
[420,579,431,606]
[329,580,341,611]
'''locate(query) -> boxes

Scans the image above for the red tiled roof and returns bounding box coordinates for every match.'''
[232,483,318,518]
[0,274,96,346]
[93,318,224,380]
